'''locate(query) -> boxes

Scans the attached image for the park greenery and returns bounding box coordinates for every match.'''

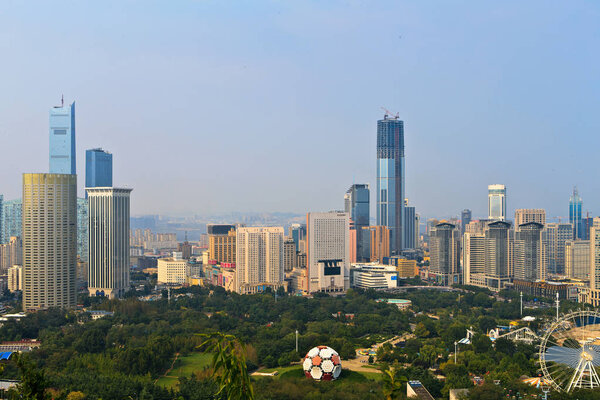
[0,283,594,399]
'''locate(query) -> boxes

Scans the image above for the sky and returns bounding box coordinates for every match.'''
[0,1,599,221]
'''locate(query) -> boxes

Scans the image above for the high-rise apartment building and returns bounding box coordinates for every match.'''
[0,236,22,274]
[484,221,512,290]
[49,101,76,175]
[565,240,590,280]
[429,222,461,286]
[569,187,583,239]
[77,198,88,263]
[344,184,370,260]
[0,195,2,243]
[1,199,22,244]
[8,265,22,292]
[488,184,506,221]
[542,223,573,275]
[376,115,405,253]
[87,188,132,298]
[306,212,350,293]
[514,222,544,282]
[207,224,236,264]
[363,225,390,263]
[283,236,296,272]
[85,148,113,189]
[236,227,284,294]
[586,225,600,306]
[461,209,472,235]
[514,209,546,227]
[22,173,77,310]
[462,220,486,286]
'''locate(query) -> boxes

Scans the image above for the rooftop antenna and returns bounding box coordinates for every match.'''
[61,94,64,107]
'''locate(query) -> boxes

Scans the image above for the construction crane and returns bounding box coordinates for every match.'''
[381,107,399,120]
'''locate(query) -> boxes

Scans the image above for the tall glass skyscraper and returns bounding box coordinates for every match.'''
[376,116,404,253]
[49,101,76,175]
[86,148,113,188]
[1,199,22,244]
[344,184,370,260]
[570,187,583,240]
[488,184,506,221]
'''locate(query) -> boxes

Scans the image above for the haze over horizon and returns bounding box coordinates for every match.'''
[1,1,599,221]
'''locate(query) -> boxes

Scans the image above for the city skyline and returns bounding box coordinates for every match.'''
[0,1,599,220]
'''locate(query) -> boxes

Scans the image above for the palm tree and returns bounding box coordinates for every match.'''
[199,332,255,400]
[380,363,408,400]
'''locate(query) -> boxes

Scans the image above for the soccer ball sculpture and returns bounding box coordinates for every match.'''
[302,346,342,380]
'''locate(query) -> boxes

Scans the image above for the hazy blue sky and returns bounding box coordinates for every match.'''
[0,1,598,220]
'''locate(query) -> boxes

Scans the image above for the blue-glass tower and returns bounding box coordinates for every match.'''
[569,187,583,239]
[376,116,404,254]
[86,148,113,188]
[344,184,370,260]
[49,101,76,175]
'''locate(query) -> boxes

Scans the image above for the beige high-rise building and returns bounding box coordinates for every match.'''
[582,226,600,306]
[364,225,390,262]
[22,173,77,311]
[236,227,284,294]
[8,265,22,292]
[463,229,486,286]
[565,240,590,280]
[429,222,461,286]
[514,209,546,228]
[0,236,22,274]
[87,188,132,299]
[158,252,189,284]
[207,224,236,264]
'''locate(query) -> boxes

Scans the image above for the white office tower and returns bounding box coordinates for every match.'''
[87,188,132,298]
[462,221,486,286]
[236,227,284,294]
[488,184,506,221]
[22,174,77,310]
[306,212,350,294]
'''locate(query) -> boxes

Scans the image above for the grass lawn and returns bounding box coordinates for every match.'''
[156,352,213,389]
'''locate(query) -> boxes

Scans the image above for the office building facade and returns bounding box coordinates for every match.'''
[1,199,22,244]
[429,222,461,286]
[0,236,22,274]
[22,173,77,310]
[236,227,284,294]
[514,209,546,227]
[157,252,189,284]
[403,199,417,249]
[565,240,590,280]
[462,220,486,286]
[364,225,390,263]
[344,184,370,260]
[283,236,296,272]
[77,198,88,263]
[49,101,76,175]
[376,116,405,253]
[542,223,573,275]
[207,224,236,264]
[306,212,350,293]
[87,188,132,298]
[488,184,506,221]
[484,221,512,290]
[85,148,113,189]
[514,222,544,282]
[289,223,306,252]
[461,209,472,235]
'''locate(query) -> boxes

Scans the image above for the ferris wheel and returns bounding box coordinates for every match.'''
[539,310,600,393]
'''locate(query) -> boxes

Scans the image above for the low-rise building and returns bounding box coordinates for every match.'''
[157,252,189,284]
[350,263,398,289]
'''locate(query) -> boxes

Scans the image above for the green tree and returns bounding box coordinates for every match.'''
[199,332,254,400]
[414,322,430,338]
[380,364,407,400]
[11,354,50,400]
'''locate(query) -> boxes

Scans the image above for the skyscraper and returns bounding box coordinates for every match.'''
[515,209,546,227]
[87,187,132,298]
[77,198,88,263]
[402,199,416,250]
[1,199,22,243]
[565,240,590,280]
[484,221,512,290]
[376,115,404,253]
[0,195,3,244]
[85,148,113,189]
[344,184,370,260]
[236,227,284,294]
[429,222,461,286]
[460,209,472,235]
[542,223,573,275]
[22,173,77,310]
[488,184,506,221]
[49,101,76,175]
[306,212,350,293]
[569,187,583,239]
[207,224,236,264]
[289,223,306,252]
[514,222,544,282]
[462,221,486,286]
